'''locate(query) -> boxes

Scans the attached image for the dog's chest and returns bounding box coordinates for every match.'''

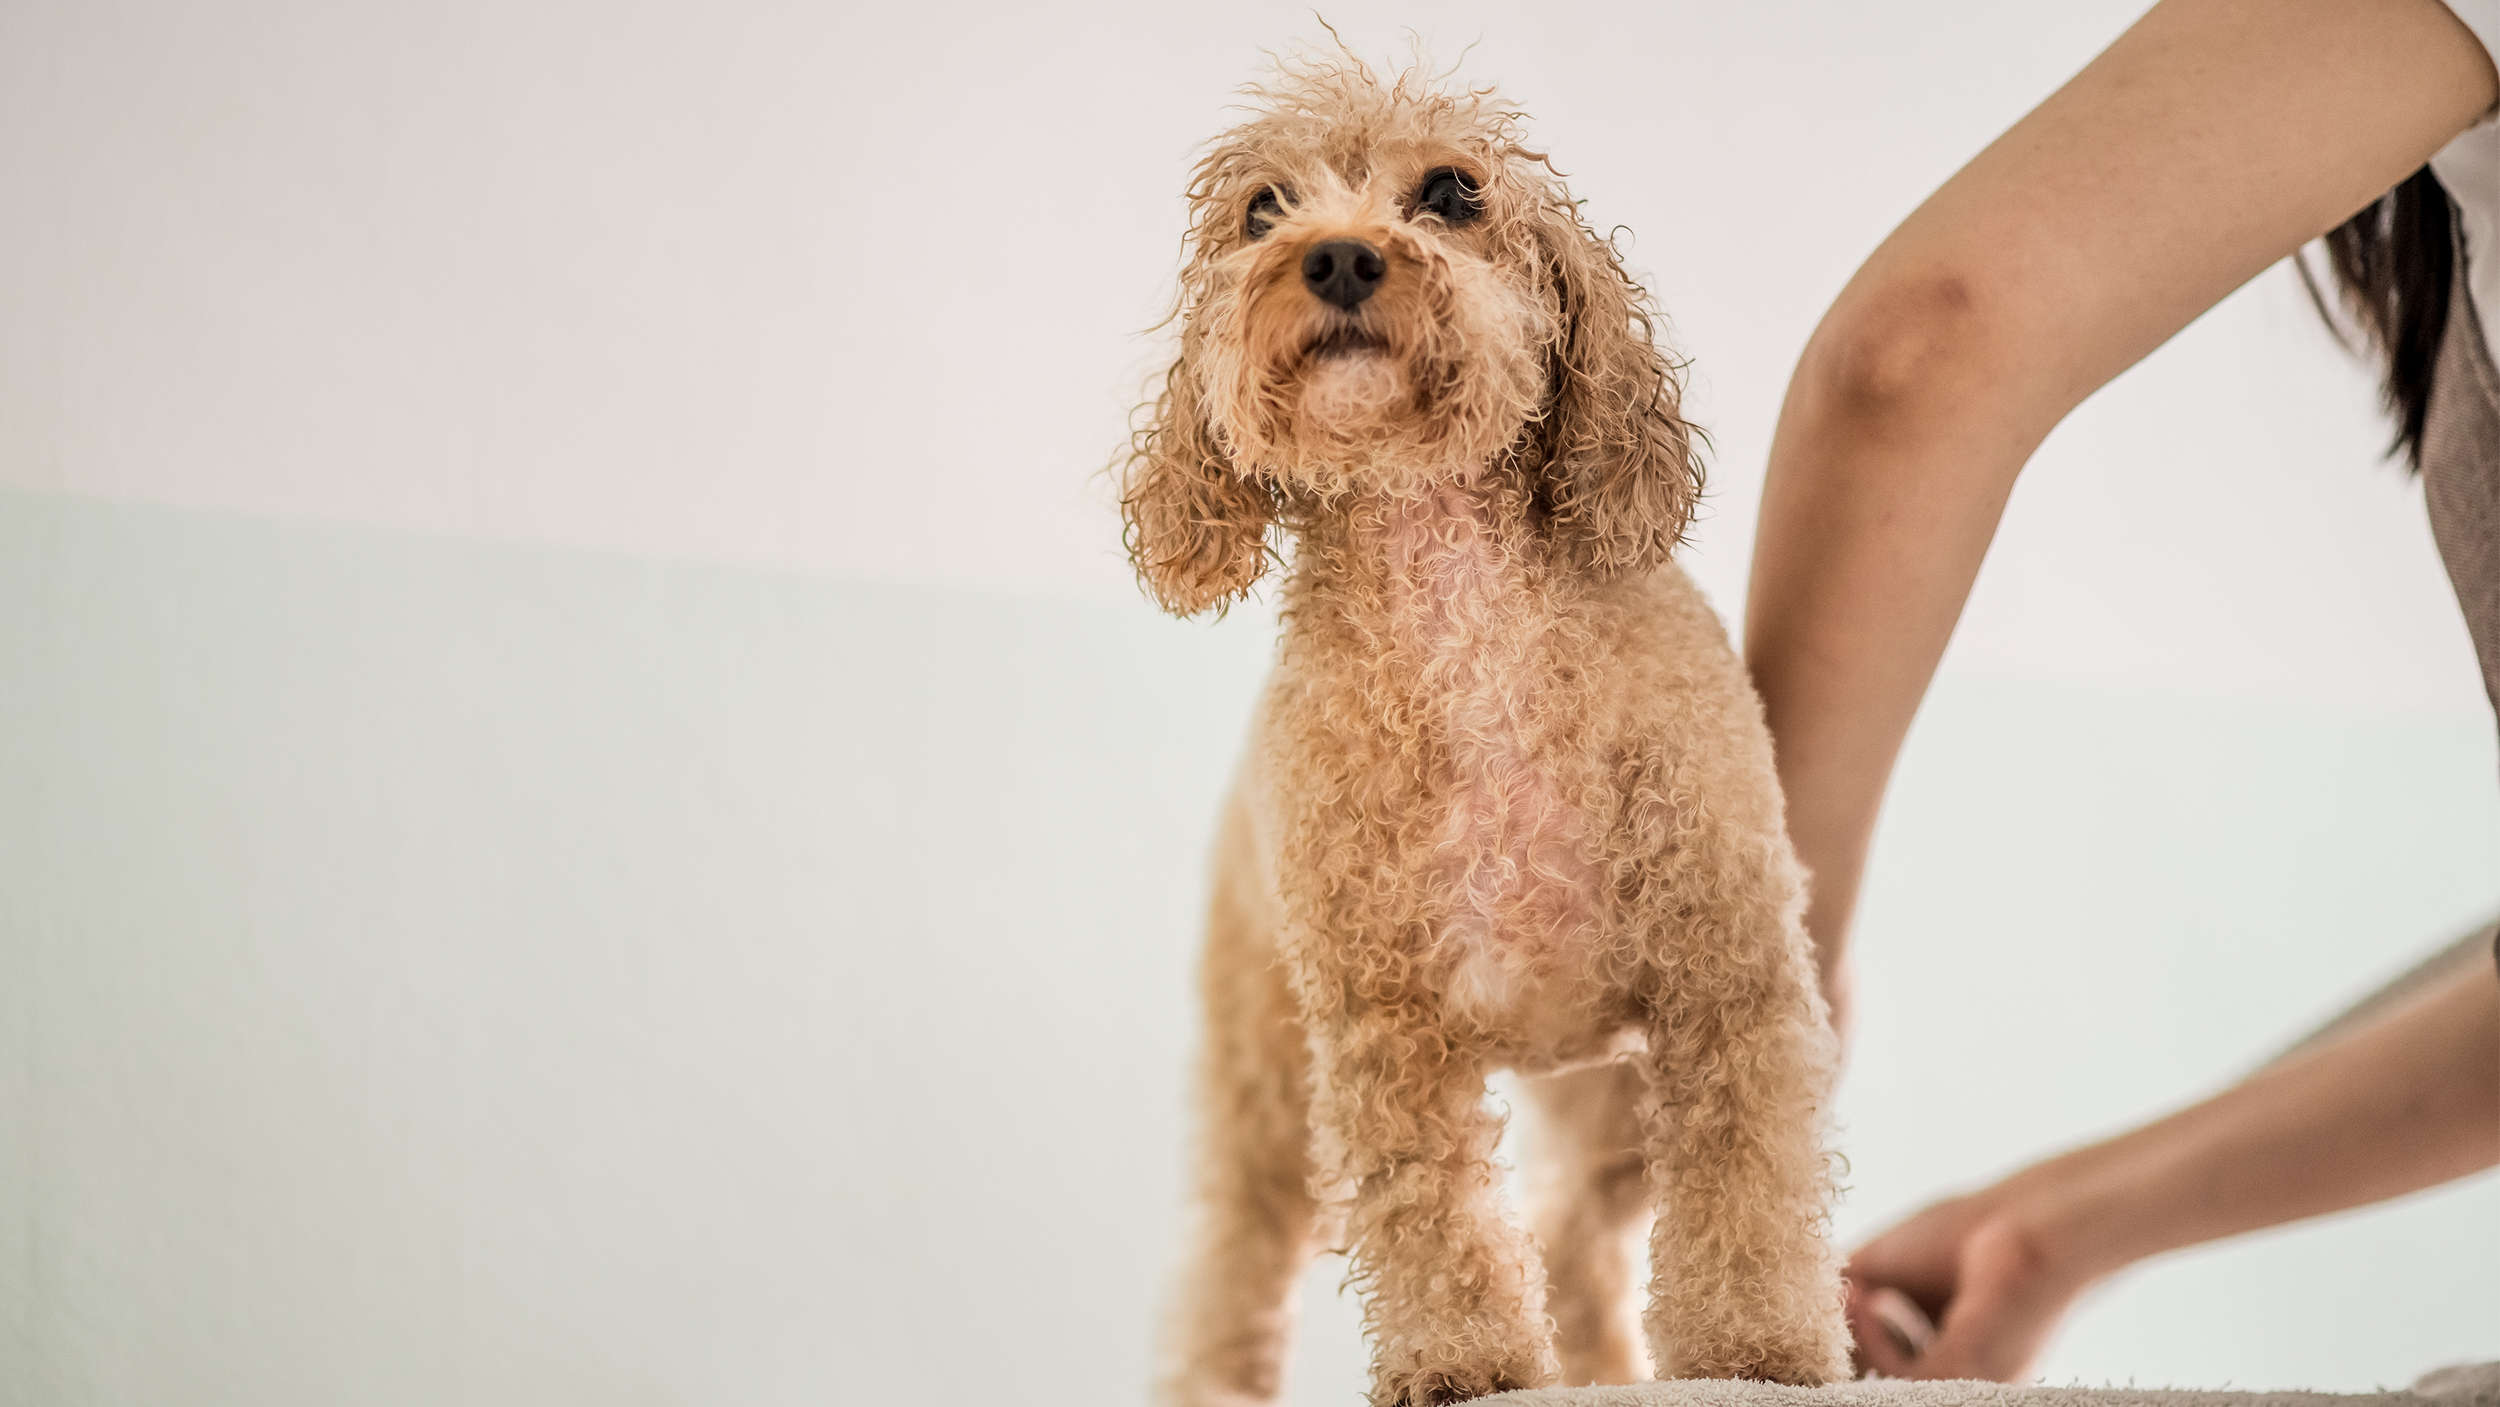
[1329,492,1603,1026]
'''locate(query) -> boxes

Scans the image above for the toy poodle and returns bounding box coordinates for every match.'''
[1120,53,1850,1406]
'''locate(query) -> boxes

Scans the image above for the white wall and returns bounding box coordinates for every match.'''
[4,0,2481,710]
[1,1,2493,1402]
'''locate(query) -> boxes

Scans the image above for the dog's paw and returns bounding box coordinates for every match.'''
[1662,1337,1851,1388]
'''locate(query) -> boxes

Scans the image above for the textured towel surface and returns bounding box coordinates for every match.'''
[1484,1363,2500,1407]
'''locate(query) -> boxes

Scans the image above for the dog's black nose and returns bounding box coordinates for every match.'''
[1302,240,1386,310]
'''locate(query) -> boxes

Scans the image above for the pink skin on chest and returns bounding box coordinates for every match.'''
[1375,489,1601,1029]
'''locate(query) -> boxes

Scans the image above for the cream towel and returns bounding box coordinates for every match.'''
[1486,1363,2500,1407]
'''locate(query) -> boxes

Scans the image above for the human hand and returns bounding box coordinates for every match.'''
[1844,1191,2091,1381]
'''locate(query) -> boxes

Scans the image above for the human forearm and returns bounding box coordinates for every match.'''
[1846,959,2500,1379]
[2015,961,2500,1283]
[1748,318,2033,1014]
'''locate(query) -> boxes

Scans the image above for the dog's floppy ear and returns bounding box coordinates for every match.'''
[1526,195,1703,576]
[1120,337,1276,617]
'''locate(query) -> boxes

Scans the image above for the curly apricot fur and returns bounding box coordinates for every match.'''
[1136,53,1848,1407]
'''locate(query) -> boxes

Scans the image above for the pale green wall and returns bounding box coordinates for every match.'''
[0,486,1272,1404]
[3,487,2493,1404]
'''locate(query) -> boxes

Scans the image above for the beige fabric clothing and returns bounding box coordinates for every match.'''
[2417,228,2500,977]
[2423,253,2500,720]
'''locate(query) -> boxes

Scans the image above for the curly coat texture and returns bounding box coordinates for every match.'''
[1125,57,1849,1406]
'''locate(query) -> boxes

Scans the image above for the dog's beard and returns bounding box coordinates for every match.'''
[1299,349,1403,432]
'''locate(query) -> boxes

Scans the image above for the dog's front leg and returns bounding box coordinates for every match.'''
[1637,900,1850,1384]
[1307,1015,1558,1407]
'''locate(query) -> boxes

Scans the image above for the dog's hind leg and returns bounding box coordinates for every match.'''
[1635,844,1849,1384]
[1520,1059,1652,1386]
[1162,794,1317,1407]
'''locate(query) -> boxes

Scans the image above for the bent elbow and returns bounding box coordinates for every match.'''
[1793,272,1998,433]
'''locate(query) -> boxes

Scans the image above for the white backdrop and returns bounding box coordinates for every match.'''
[2,1,2494,1402]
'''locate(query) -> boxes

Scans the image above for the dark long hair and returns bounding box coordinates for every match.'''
[2299,166,2455,470]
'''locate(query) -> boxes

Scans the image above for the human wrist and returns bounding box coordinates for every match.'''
[1983,1146,2158,1293]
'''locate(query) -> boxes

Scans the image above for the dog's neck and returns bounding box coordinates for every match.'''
[1285,474,1553,658]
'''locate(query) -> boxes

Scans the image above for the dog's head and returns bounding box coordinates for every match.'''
[1121,57,1702,617]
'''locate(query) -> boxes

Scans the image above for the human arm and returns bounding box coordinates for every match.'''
[1844,954,2500,1380]
[1744,0,2500,1041]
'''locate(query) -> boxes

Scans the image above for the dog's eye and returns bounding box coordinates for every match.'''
[1414,168,1481,225]
[1245,186,1287,240]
